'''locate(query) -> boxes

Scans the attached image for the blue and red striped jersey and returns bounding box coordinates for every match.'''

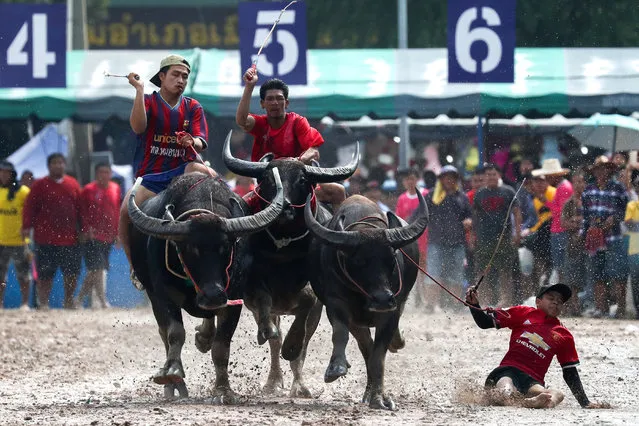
[133,92,209,177]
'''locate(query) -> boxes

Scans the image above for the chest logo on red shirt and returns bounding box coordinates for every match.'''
[183,120,190,129]
[519,331,551,351]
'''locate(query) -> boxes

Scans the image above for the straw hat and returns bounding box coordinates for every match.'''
[531,158,569,177]
[587,155,618,173]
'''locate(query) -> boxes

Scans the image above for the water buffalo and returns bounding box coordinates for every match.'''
[223,130,359,397]
[127,169,284,401]
[304,192,429,410]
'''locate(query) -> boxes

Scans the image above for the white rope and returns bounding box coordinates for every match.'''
[164,208,215,280]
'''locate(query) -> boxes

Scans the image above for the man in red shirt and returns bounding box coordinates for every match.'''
[22,153,81,309]
[120,54,213,287]
[465,283,609,409]
[235,67,345,209]
[75,163,120,309]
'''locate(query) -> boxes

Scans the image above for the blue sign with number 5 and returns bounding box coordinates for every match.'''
[0,4,66,88]
[238,1,307,85]
[447,0,515,83]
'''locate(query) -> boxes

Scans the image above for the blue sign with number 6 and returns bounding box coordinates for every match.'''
[447,0,515,83]
[0,4,66,88]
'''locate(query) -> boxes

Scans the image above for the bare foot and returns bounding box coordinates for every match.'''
[523,392,553,408]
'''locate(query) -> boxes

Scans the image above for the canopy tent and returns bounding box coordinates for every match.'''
[1,48,638,120]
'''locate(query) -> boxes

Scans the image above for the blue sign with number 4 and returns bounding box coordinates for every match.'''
[0,4,66,88]
[447,0,515,83]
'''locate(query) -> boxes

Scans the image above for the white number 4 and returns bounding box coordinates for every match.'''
[455,7,502,74]
[7,13,56,79]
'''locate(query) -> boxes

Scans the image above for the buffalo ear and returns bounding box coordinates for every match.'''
[229,197,246,218]
[386,211,404,229]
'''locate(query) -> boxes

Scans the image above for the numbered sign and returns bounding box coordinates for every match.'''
[238,1,307,85]
[447,0,515,83]
[0,4,66,88]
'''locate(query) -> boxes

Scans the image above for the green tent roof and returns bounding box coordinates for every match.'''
[1,48,637,120]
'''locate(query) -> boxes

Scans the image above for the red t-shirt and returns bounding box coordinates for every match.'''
[79,181,121,243]
[249,112,324,161]
[395,189,429,254]
[492,305,580,385]
[23,176,81,246]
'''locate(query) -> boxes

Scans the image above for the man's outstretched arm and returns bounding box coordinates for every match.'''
[465,287,496,329]
[236,67,257,132]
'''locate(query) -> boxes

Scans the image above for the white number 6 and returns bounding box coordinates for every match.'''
[455,7,503,74]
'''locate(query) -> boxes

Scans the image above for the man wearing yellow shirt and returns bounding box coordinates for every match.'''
[625,172,639,319]
[0,161,31,309]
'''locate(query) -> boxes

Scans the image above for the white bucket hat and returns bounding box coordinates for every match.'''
[531,158,570,177]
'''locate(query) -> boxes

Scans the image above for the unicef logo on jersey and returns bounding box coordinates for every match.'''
[239,2,307,85]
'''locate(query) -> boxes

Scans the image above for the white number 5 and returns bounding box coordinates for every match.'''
[7,13,56,79]
[253,10,299,76]
[455,7,502,74]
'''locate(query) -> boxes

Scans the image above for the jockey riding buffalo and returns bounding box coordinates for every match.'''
[222,130,359,397]
[127,169,284,401]
[304,191,429,410]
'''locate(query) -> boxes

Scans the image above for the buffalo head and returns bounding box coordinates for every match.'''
[128,168,285,310]
[305,192,428,312]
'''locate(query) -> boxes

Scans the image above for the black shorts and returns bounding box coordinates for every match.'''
[485,366,542,394]
[0,245,31,281]
[83,241,112,271]
[35,244,81,280]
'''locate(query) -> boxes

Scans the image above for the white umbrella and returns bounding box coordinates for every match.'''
[567,113,639,153]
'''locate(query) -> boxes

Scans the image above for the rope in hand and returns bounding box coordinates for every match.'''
[176,131,214,177]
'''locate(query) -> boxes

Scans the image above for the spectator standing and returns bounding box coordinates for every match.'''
[561,169,587,316]
[363,180,390,213]
[0,161,31,309]
[532,159,573,282]
[75,163,120,309]
[624,173,639,319]
[22,154,81,309]
[473,164,522,306]
[582,156,629,318]
[395,168,429,309]
[232,175,255,198]
[466,167,486,290]
[19,170,34,189]
[425,166,472,311]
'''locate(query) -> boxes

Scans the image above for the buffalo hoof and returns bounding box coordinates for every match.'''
[281,337,303,362]
[262,373,285,396]
[388,328,406,353]
[362,389,395,410]
[257,323,279,345]
[324,359,349,383]
[163,382,189,399]
[290,380,312,398]
[152,361,185,385]
[211,387,245,405]
[194,325,214,354]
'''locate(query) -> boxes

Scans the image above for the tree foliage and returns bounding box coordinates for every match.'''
[306,0,639,48]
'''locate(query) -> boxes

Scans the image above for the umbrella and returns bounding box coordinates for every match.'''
[567,113,639,153]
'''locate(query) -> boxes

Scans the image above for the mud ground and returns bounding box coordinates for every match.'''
[1,303,637,425]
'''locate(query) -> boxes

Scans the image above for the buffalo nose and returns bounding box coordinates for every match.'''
[365,290,397,313]
[195,288,228,311]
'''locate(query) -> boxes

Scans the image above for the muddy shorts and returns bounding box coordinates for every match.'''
[485,366,542,394]
[35,244,81,280]
[83,241,113,271]
[0,245,31,281]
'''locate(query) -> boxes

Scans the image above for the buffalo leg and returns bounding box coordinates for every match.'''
[194,318,216,353]
[210,306,243,404]
[258,314,285,394]
[324,305,351,383]
[282,286,317,361]
[252,290,279,345]
[289,299,322,398]
[363,315,399,410]
[150,298,188,398]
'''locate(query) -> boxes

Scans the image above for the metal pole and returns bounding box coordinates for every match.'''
[477,115,484,165]
[398,0,410,169]
[68,0,93,184]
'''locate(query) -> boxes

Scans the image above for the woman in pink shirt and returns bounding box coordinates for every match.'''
[395,169,430,309]
[531,159,573,282]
